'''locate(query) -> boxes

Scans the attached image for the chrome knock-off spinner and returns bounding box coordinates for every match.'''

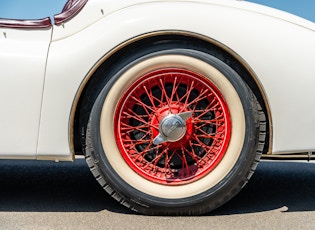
[153,111,192,145]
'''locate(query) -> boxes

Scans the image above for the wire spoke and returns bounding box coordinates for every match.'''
[122,109,158,130]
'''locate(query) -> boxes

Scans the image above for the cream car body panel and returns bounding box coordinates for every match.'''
[0,27,51,158]
[0,0,315,160]
[39,0,315,160]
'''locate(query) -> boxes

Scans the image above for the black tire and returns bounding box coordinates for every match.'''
[85,47,260,215]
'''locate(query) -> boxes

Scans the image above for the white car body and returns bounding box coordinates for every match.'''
[0,0,314,161]
[2,0,315,215]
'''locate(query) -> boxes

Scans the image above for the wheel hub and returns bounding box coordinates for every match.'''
[153,112,192,145]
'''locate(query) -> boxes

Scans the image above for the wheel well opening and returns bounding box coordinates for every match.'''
[72,32,270,156]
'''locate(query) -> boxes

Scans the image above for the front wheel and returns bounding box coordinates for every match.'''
[85,48,260,215]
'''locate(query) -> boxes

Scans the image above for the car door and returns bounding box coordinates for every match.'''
[0,19,52,157]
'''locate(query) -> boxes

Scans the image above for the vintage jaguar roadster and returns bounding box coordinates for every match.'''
[1,0,315,215]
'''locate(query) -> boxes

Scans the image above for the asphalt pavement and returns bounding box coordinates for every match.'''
[0,158,314,229]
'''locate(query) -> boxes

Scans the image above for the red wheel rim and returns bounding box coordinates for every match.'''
[114,68,231,185]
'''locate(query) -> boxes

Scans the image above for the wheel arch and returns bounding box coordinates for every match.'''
[70,31,272,156]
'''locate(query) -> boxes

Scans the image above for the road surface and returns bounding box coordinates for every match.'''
[0,158,314,229]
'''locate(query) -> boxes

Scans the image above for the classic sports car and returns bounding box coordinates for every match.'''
[0,0,315,215]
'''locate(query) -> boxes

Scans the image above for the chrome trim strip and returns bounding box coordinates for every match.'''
[0,17,52,29]
[54,0,89,25]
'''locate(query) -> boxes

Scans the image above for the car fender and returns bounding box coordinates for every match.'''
[38,1,315,160]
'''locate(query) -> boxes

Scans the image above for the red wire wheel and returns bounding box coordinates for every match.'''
[114,68,231,185]
[87,49,260,215]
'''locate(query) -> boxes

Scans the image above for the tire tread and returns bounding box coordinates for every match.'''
[85,122,134,210]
